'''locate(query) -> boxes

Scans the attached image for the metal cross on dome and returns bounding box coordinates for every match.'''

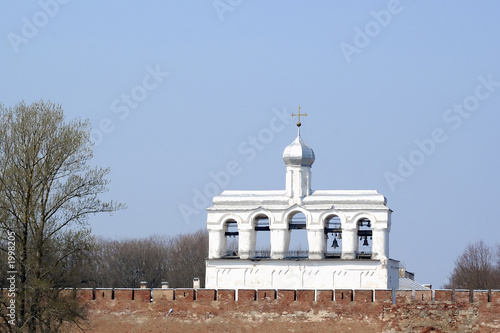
[291,106,308,127]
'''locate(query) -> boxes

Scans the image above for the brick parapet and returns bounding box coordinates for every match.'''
[217,289,235,302]
[66,288,500,306]
[354,289,373,303]
[257,289,276,301]
[434,289,453,302]
[316,289,333,304]
[8,288,496,332]
[277,289,295,304]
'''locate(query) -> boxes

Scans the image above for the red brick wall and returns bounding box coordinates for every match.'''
[68,288,500,332]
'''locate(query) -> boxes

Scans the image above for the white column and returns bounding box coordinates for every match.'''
[284,229,291,256]
[341,229,357,259]
[270,228,288,259]
[372,228,389,260]
[307,229,324,259]
[238,229,255,259]
[208,229,225,259]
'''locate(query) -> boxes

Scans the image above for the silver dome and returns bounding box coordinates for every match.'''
[282,134,315,167]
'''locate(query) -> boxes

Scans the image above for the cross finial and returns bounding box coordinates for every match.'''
[291,106,308,127]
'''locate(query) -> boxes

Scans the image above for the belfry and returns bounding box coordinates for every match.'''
[205,108,399,290]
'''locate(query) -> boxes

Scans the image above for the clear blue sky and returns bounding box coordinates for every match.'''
[1,1,499,288]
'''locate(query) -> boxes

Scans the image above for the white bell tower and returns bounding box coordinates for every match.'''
[205,107,399,290]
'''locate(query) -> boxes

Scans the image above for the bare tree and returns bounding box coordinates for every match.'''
[88,230,208,289]
[497,244,500,274]
[0,101,124,332]
[91,235,173,288]
[167,230,208,288]
[445,240,500,290]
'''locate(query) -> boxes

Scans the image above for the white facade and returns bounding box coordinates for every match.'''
[205,126,399,290]
[206,259,400,290]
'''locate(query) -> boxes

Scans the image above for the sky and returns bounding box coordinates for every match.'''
[1,1,499,288]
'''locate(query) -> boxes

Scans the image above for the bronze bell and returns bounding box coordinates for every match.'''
[331,237,339,249]
[362,236,369,246]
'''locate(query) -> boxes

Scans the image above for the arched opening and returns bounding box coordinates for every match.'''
[357,218,372,259]
[223,220,239,258]
[287,212,308,258]
[254,215,270,258]
[324,215,342,259]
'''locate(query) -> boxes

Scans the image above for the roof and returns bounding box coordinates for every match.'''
[399,278,431,290]
[208,190,389,213]
[282,133,315,167]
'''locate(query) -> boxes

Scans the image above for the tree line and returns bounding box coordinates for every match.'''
[0,230,208,291]
[89,230,208,289]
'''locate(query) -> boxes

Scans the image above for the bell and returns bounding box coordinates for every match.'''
[331,238,339,249]
[362,236,369,246]
[338,233,342,240]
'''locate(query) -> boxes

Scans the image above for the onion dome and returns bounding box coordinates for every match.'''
[282,132,315,167]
